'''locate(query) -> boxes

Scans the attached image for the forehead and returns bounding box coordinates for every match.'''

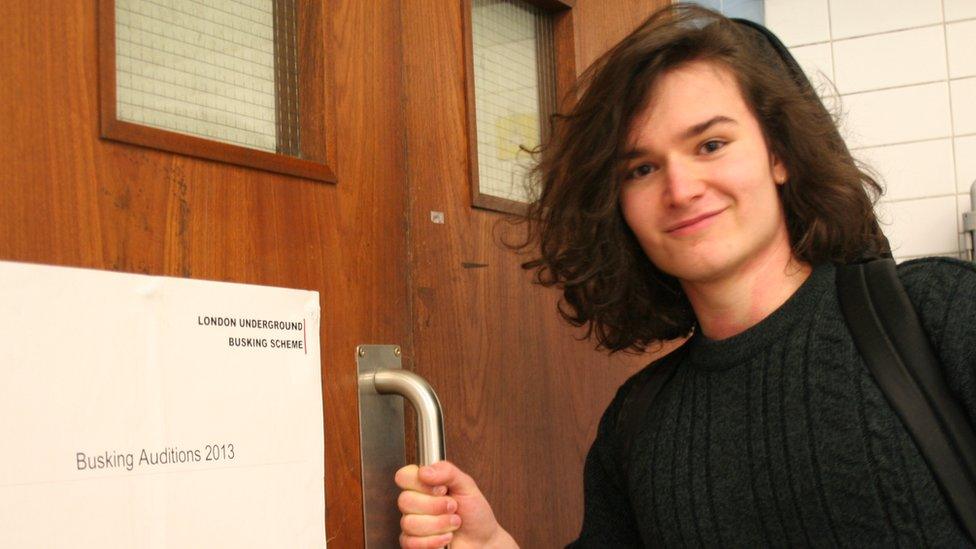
[627,60,754,144]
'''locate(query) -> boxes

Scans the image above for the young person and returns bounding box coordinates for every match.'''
[396,5,976,547]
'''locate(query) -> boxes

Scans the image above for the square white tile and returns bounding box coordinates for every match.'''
[951,78,976,135]
[956,135,976,193]
[840,82,951,148]
[945,0,976,22]
[790,42,835,94]
[854,139,955,201]
[876,195,960,257]
[832,26,946,94]
[947,20,976,79]
[829,0,943,39]
[764,0,830,46]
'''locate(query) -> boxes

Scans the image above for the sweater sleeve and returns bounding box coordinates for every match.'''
[899,257,976,428]
[565,371,647,548]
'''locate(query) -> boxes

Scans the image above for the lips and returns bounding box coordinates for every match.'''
[665,208,726,233]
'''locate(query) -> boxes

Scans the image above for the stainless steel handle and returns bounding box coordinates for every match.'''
[965,181,976,262]
[357,344,449,547]
[361,368,446,465]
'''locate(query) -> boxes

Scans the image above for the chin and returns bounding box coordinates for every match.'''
[654,256,731,284]
[655,262,722,282]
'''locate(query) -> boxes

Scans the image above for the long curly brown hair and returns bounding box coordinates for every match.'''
[520,4,889,352]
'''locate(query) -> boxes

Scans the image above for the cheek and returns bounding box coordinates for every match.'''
[618,186,656,235]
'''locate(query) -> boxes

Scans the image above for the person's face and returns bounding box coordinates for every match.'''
[619,60,790,285]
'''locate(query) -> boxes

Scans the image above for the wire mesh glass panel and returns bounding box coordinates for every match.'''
[471,0,556,204]
[115,0,300,154]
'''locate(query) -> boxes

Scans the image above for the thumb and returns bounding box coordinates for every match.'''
[418,460,482,498]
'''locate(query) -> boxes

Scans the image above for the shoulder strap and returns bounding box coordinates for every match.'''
[837,259,976,542]
[615,345,684,479]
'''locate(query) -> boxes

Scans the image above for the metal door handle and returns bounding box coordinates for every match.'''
[360,368,446,465]
[356,344,448,547]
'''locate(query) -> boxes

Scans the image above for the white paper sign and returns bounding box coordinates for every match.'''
[0,261,325,548]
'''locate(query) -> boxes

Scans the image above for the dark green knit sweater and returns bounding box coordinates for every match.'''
[570,258,976,548]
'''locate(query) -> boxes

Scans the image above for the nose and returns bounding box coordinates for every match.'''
[663,160,705,207]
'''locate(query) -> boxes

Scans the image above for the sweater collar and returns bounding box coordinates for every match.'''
[685,262,835,371]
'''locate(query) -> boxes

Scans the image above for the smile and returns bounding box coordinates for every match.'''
[665,208,727,235]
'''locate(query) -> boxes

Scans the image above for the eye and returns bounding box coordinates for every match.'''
[700,139,726,154]
[627,163,656,180]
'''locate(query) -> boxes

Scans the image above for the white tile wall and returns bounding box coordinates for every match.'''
[790,42,834,92]
[951,78,976,135]
[841,82,951,148]
[877,196,960,257]
[764,0,830,46]
[766,1,976,261]
[832,26,946,94]
[854,139,955,201]
[957,135,976,193]
[829,0,942,39]
[947,20,976,78]
[944,0,976,22]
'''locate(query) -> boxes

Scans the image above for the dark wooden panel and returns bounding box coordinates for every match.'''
[401,0,668,545]
[0,1,407,547]
[575,0,667,73]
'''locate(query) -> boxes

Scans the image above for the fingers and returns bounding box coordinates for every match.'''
[396,461,506,548]
[395,464,445,495]
[415,461,482,498]
[399,532,453,549]
[400,511,462,537]
[398,490,458,515]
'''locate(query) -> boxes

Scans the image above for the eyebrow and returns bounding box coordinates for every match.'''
[620,115,738,160]
[682,115,737,140]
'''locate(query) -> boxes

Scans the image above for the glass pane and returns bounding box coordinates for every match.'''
[115,0,300,153]
[471,0,555,204]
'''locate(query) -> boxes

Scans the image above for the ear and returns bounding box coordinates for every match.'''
[771,153,788,185]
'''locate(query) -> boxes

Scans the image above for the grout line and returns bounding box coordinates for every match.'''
[852,131,976,150]
[942,0,963,252]
[945,15,976,24]
[839,79,948,97]
[849,135,953,151]
[880,193,961,205]
[788,40,832,49]
[833,77,974,100]
[786,17,976,49]
[830,21,946,43]
[826,0,836,86]
[850,135,953,150]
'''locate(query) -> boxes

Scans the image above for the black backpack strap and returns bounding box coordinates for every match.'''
[615,345,685,479]
[837,259,976,542]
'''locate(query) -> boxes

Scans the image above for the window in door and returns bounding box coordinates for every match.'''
[99,0,336,182]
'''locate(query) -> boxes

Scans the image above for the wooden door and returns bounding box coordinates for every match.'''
[0,0,664,546]
[401,1,667,545]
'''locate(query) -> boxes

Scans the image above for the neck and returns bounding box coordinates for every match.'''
[681,249,812,341]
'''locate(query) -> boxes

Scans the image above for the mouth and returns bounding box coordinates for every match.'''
[665,208,727,234]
